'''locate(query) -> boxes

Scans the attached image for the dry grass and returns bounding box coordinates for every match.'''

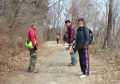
[0,26,48,77]
[89,44,120,70]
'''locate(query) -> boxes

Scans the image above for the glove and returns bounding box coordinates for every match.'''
[84,45,88,50]
[34,46,37,50]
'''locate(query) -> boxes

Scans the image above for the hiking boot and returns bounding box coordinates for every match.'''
[68,63,76,66]
[27,70,39,73]
[34,70,39,73]
[80,75,87,78]
[27,70,32,73]
[79,72,83,76]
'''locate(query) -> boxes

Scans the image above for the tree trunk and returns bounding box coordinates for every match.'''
[9,1,23,28]
[102,0,113,49]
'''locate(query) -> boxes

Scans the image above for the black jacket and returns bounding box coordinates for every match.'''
[75,26,89,50]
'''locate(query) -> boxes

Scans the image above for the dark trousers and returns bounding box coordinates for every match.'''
[78,48,89,75]
[57,39,59,44]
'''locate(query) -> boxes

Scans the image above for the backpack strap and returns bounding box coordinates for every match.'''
[83,27,89,46]
[83,26,87,38]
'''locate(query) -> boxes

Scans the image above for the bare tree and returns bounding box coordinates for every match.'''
[102,0,113,49]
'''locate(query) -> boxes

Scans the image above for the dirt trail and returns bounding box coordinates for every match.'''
[1,41,120,84]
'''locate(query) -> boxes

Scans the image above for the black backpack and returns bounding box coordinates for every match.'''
[83,27,93,45]
[88,29,93,45]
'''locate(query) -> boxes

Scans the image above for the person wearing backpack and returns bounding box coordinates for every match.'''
[75,18,90,78]
[27,22,39,73]
[65,20,77,66]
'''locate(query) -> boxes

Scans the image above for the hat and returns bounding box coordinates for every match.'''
[32,22,36,26]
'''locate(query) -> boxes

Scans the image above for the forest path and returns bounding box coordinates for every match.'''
[1,41,120,84]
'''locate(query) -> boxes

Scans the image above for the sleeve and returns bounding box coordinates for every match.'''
[36,34,39,46]
[84,28,89,46]
[29,31,36,46]
[69,28,75,44]
[35,32,39,46]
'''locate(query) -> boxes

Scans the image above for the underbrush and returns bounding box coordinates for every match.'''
[89,44,120,70]
[0,26,48,77]
[0,30,27,75]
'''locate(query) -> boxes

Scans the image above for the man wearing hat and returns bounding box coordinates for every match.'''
[27,22,39,73]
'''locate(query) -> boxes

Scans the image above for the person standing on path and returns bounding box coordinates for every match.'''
[56,33,60,44]
[27,22,39,73]
[65,20,77,66]
[75,18,90,78]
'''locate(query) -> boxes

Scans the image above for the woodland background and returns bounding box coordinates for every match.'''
[0,0,120,74]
